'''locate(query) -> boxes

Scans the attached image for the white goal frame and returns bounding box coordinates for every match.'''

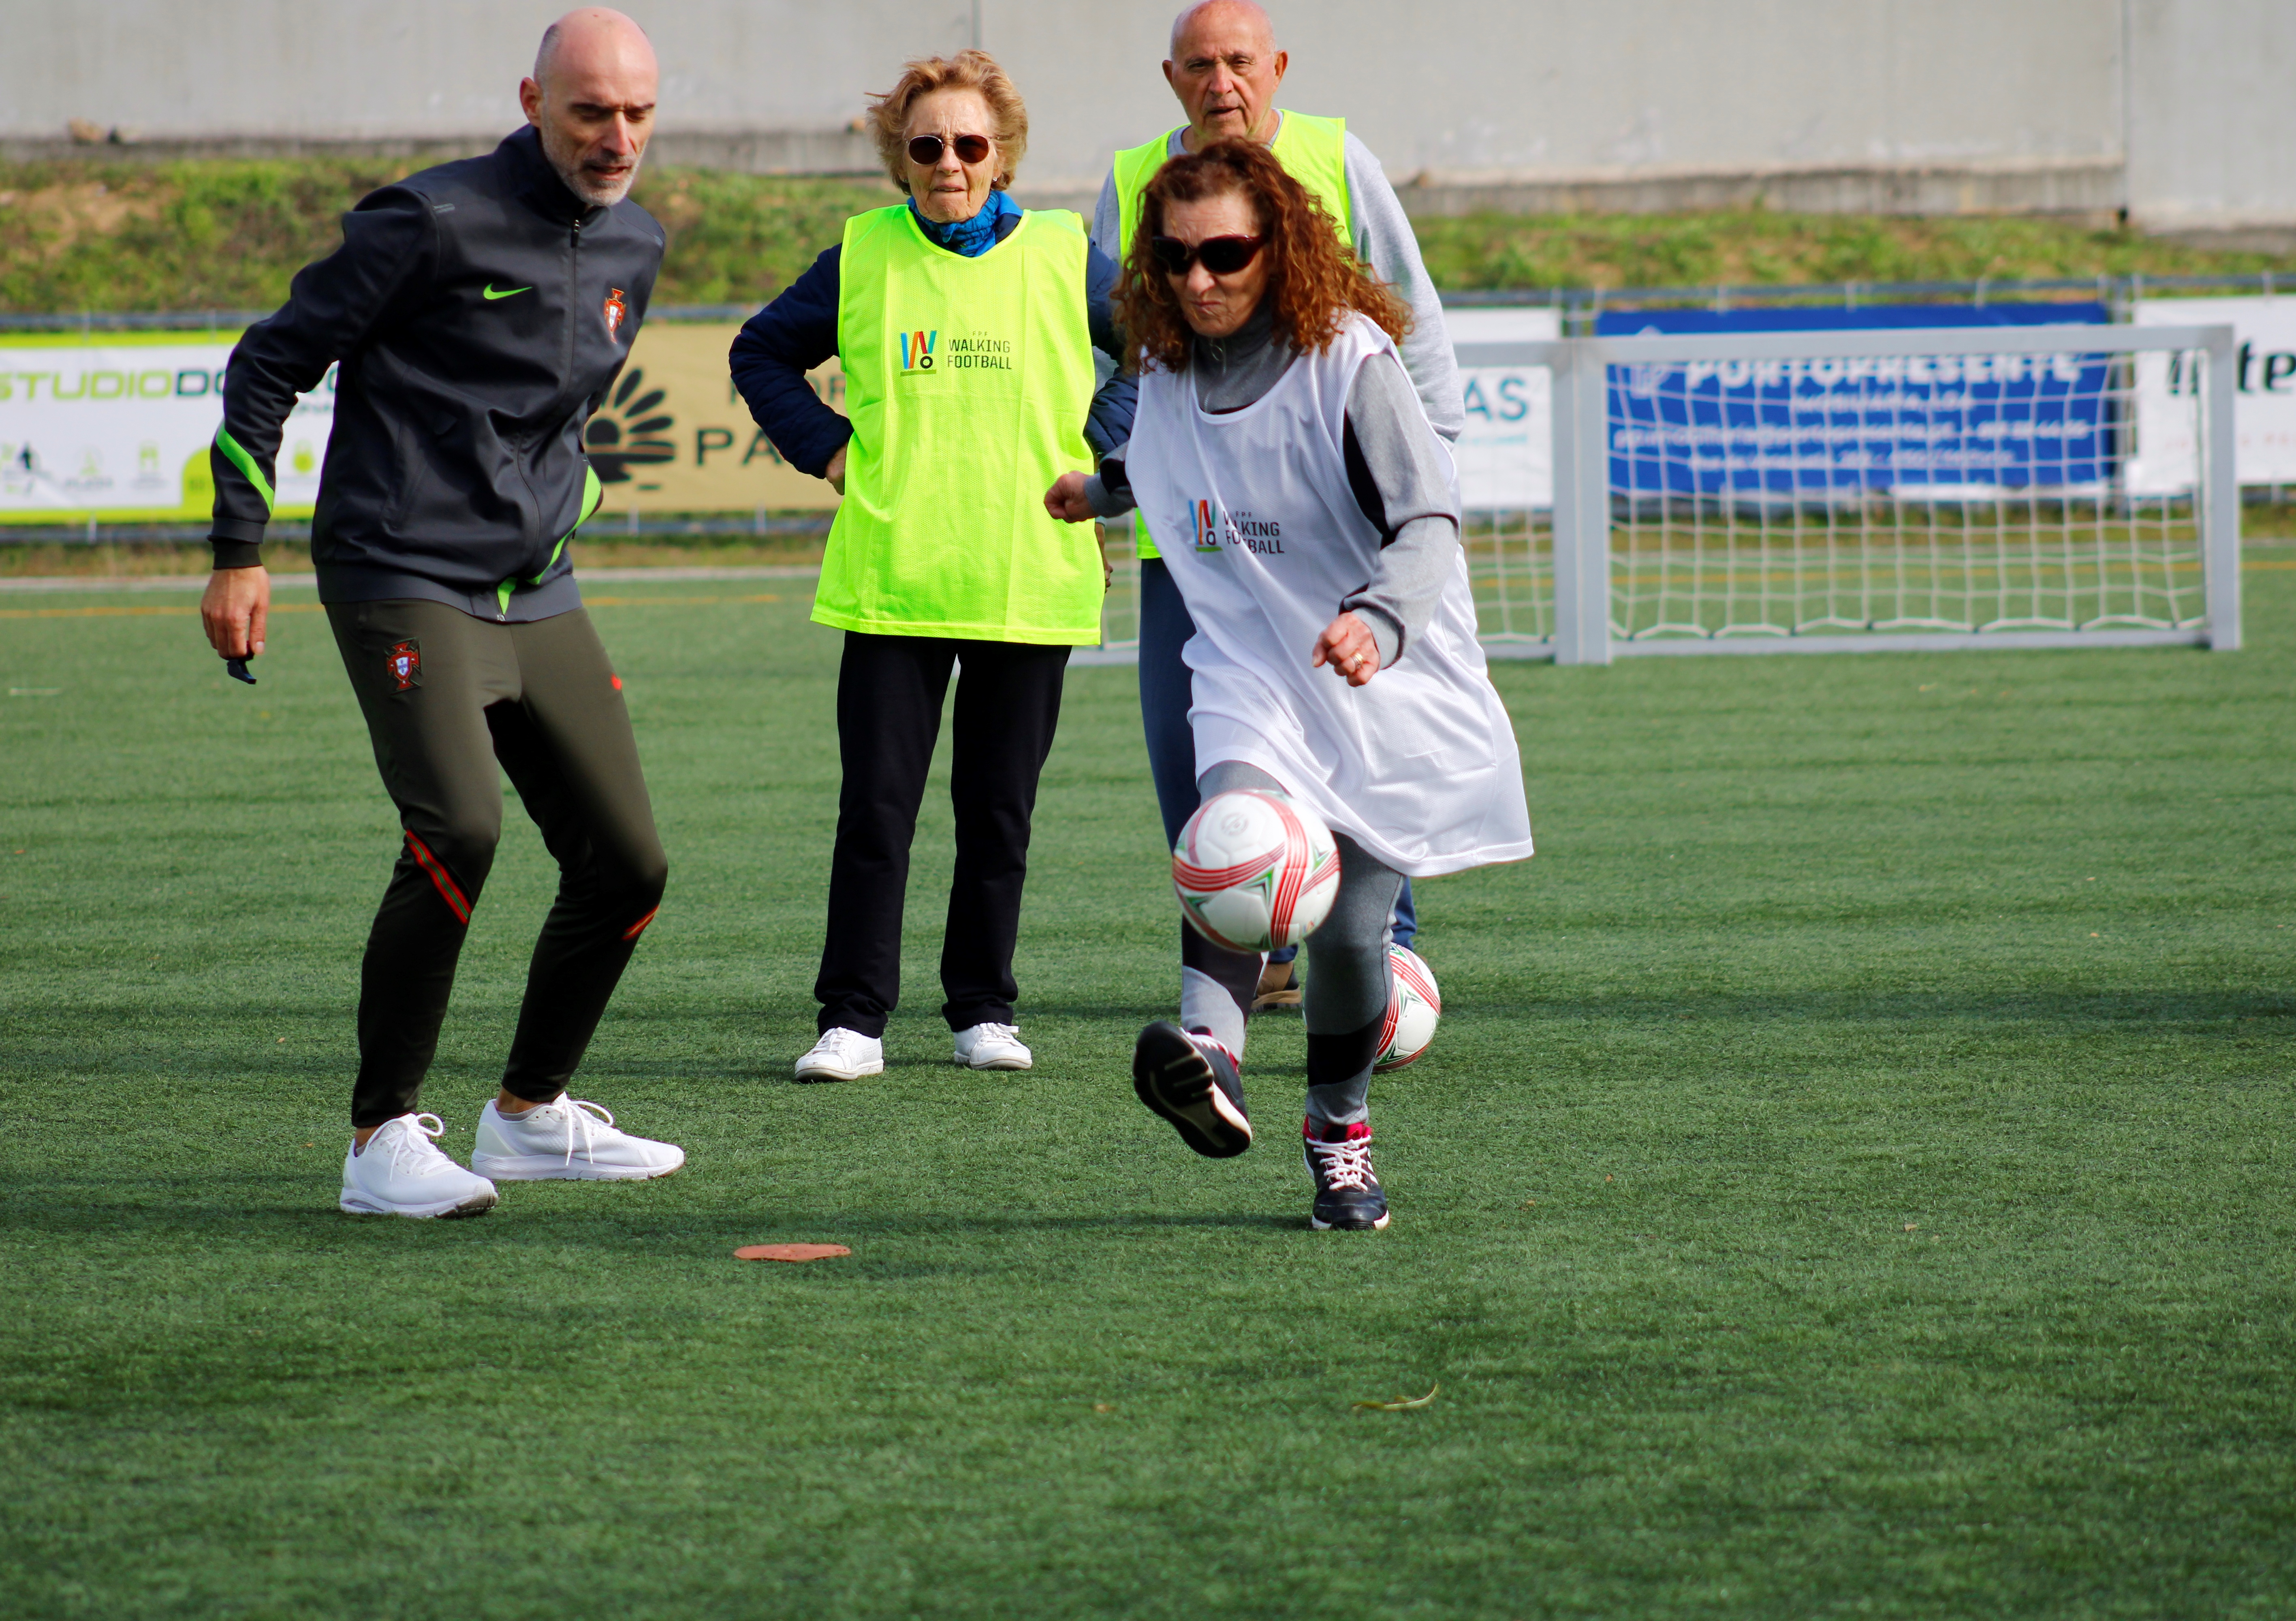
[1457,322,2241,665]
[1085,322,2239,666]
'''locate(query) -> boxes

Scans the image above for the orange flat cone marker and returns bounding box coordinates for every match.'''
[735,1243,851,1262]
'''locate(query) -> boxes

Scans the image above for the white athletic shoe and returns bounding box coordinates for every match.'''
[470,1097,685,1182]
[340,1112,499,1219]
[795,1027,884,1082]
[953,1021,1032,1071]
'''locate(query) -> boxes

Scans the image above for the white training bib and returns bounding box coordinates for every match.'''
[1128,312,1534,877]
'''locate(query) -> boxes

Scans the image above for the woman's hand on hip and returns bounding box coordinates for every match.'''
[1044,470,1095,523]
[825,444,848,494]
[1312,611,1382,686]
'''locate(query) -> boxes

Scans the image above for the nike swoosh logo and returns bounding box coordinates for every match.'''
[483,284,532,300]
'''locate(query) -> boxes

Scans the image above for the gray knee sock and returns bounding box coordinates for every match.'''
[1179,760,1292,1060]
[1303,833,1403,1126]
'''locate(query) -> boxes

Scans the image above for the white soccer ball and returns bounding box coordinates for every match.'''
[1172,788,1341,954]
[1373,944,1442,1071]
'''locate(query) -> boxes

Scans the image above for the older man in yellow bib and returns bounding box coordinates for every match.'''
[1088,0,1463,1005]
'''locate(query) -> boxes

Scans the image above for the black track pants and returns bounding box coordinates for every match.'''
[328,600,668,1127]
[815,631,1070,1037]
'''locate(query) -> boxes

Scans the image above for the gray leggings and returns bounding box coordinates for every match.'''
[1193,761,1403,1123]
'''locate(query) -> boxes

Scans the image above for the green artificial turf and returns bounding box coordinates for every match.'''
[2,566,2293,1619]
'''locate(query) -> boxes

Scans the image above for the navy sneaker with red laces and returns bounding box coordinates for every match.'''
[1303,1117,1390,1230]
[1132,1021,1253,1158]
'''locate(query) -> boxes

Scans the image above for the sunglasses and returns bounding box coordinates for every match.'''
[907,133,993,166]
[1148,235,1265,276]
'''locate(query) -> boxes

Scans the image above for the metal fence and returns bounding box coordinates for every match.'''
[0,309,2253,673]
[4,271,2289,336]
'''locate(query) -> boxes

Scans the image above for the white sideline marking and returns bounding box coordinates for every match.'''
[0,564,821,595]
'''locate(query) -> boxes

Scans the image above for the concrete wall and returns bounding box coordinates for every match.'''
[0,0,2281,224]
[2126,0,2296,229]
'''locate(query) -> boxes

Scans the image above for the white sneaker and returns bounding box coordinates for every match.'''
[340,1112,499,1219]
[795,1027,883,1082]
[953,1021,1032,1070]
[470,1097,685,1182]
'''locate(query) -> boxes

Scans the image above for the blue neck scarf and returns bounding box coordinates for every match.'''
[908,188,1020,258]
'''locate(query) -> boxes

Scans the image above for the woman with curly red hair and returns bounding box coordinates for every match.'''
[1047,139,1532,1232]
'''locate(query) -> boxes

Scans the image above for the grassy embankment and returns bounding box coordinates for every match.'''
[6,158,2294,314]
[4,158,2292,577]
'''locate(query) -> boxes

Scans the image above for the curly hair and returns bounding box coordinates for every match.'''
[1115,138,1410,374]
[863,49,1027,195]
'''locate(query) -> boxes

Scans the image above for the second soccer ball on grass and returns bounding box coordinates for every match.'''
[1374,944,1442,1071]
[1172,789,1340,954]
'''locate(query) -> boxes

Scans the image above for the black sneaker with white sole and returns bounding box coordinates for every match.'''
[1303,1117,1390,1230]
[1132,1021,1253,1158]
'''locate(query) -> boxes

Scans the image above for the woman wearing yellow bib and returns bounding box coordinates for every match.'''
[731,51,1136,1082]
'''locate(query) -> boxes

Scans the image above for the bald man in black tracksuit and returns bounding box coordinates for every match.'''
[202,15,685,1213]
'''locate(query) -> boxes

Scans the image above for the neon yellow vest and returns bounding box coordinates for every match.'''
[1109,109,1351,560]
[819,205,1101,644]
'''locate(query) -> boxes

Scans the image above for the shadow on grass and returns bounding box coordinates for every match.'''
[7,991,2292,1098]
[1427,988,2296,1027]
[0,1189,1301,1247]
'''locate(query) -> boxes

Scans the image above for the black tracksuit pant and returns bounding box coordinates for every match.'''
[329,599,668,1127]
[816,631,1070,1038]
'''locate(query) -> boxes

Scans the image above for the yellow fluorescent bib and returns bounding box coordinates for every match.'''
[820,205,1101,644]
[1109,110,1352,560]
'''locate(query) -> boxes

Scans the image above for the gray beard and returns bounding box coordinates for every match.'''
[538,124,639,208]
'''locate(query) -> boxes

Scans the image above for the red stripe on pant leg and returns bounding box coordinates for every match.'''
[621,904,660,943]
[403,831,472,925]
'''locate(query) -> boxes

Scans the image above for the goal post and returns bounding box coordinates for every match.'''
[1458,321,2241,665]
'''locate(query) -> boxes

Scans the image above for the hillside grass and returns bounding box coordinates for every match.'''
[2,156,2291,315]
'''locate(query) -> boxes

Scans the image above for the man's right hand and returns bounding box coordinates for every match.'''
[201,566,271,661]
[825,444,848,495]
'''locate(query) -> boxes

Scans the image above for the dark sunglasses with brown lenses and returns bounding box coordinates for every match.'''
[1147,235,1266,276]
[907,133,993,166]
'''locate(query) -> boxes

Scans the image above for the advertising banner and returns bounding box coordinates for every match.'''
[1446,304,1561,509]
[2128,295,2296,495]
[0,334,333,522]
[1593,304,2112,498]
[580,321,844,516]
[0,321,846,524]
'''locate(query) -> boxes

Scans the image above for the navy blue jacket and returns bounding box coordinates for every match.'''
[728,207,1134,479]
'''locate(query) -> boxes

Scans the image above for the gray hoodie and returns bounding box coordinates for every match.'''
[1086,301,1460,669]
[1090,118,1462,443]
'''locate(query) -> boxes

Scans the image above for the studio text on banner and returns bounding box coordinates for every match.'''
[0,321,846,524]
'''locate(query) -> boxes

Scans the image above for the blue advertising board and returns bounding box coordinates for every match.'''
[1593,304,2112,496]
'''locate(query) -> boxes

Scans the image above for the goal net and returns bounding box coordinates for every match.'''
[1459,320,2239,663]
[1092,321,2236,664]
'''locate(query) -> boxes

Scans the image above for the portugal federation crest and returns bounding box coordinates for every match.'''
[387,639,422,691]
[602,287,628,340]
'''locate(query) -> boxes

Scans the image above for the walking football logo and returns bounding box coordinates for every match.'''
[899,329,938,372]
[1189,497,1284,555]
[1192,498,1222,552]
[583,368,677,484]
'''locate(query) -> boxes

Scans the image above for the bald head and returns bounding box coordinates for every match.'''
[521,9,658,207]
[534,8,652,88]
[1171,0,1275,57]
[1164,0,1287,150]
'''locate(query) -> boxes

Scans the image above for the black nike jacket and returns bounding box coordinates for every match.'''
[208,124,663,621]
